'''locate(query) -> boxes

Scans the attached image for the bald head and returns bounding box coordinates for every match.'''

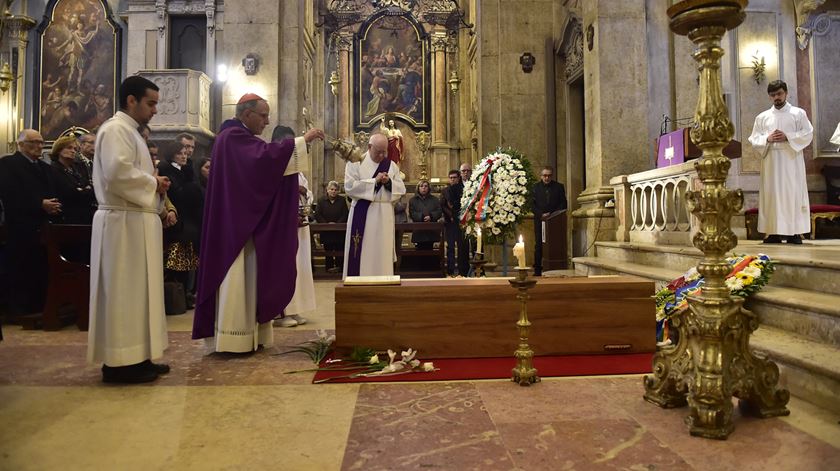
[368,133,389,163]
[17,129,45,160]
[459,163,472,181]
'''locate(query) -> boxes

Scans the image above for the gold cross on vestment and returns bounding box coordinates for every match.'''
[352,230,362,258]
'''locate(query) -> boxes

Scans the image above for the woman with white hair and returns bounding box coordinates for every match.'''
[314,180,349,273]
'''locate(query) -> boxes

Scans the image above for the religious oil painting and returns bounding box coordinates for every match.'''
[36,0,121,141]
[355,13,430,130]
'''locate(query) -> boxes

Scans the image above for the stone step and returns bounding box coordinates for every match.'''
[572,257,840,347]
[593,241,840,294]
[572,256,840,412]
[751,326,840,415]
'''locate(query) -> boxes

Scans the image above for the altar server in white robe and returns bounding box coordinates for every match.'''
[748,80,813,244]
[88,76,173,383]
[279,172,316,327]
[343,133,406,278]
[270,125,315,327]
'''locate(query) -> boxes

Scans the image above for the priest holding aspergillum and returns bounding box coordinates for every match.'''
[192,94,324,353]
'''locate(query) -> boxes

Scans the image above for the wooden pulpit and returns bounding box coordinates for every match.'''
[541,209,568,270]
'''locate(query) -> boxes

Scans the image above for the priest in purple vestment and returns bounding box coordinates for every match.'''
[192,93,324,353]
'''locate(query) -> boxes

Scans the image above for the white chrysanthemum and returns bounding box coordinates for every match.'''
[492,227,501,235]
[742,266,761,278]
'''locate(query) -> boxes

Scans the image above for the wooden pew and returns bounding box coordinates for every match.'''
[39,224,91,331]
[309,222,446,278]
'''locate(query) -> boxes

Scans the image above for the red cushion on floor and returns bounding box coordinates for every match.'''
[809,204,840,213]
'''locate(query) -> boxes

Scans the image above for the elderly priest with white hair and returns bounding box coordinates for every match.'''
[342,133,406,278]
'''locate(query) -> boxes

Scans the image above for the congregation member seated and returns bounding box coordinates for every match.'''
[408,179,442,250]
[157,142,204,310]
[50,135,96,225]
[314,180,349,273]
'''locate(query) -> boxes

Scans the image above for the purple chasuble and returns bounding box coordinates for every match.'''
[192,119,299,339]
[346,157,391,276]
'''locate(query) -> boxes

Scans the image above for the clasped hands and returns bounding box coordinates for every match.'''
[767,129,788,143]
[375,172,390,184]
[42,198,62,215]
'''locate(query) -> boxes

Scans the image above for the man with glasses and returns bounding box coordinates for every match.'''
[441,169,469,276]
[531,166,567,276]
[77,133,96,167]
[0,129,61,320]
[459,163,472,183]
[193,93,324,353]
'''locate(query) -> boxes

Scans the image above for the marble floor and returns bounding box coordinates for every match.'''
[1,281,839,471]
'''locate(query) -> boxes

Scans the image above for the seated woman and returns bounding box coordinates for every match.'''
[314,180,349,273]
[408,179,442,250]
[50,135,96,225]
[157,142,204,310]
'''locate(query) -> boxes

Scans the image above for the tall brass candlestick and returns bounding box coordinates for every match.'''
[643,0,789,440]
[509,267,539,386]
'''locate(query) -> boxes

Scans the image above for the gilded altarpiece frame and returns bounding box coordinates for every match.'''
[354,12,430,131]
[34,0,121,142]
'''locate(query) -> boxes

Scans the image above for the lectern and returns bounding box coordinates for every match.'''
[541,209,568,270]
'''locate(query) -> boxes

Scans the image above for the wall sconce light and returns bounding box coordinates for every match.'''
[242,53,259,76]
[328,70,341,96]
[750,52,766,84]
[519,52,535,73]
[448,70,460,94]
[216,64,228,83]
[0,62,13,93]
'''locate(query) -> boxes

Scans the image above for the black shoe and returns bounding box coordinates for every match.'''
[102,362,159,384]
[763,235,782,244]
[141,359,171,375]
[786,235,803,244]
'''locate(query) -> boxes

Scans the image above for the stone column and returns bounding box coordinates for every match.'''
[155,0,167,68]
[431,30,448,145]
[336,33,353,139]
[205,0,217,76]
[571,0,653,254]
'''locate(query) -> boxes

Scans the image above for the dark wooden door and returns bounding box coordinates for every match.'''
[169,16,206,72]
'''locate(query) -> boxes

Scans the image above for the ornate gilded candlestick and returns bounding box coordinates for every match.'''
[509,267,539,386]
[643,0,789,440]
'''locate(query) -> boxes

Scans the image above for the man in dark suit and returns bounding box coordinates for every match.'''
[531,166,567,276]
[441,169,469,276]
[0,129,61,318]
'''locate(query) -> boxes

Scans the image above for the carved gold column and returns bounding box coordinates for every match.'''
[336,33,353,139]
[643,0,789,440]
[431,30,448,145]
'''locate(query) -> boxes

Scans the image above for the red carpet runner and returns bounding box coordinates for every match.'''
[312,353,653,384]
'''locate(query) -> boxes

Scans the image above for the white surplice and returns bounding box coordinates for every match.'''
[748,102,814,236]
[285,173,316,315]
[88,111,167,367]
[206,137,308,353]
[342,153,406,279]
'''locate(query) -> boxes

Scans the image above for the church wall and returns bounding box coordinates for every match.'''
[476,0,561,175]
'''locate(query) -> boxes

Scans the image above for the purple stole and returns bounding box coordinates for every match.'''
[346,158,391,276]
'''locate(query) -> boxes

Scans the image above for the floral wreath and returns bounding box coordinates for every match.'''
[655,254,775,344]
[459,148,538,245]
